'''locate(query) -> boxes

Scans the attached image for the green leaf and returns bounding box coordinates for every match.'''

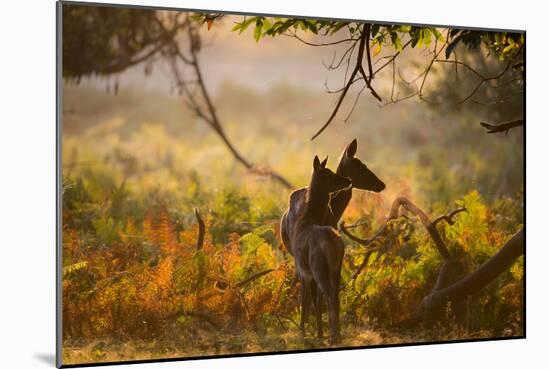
[254,19,264,42]
[262,18,273,32]
[411,35,419,48]
[399,25,411,33]
[422,29,432,46]
[431,28,445,42]
[237,16,260,35]
[371,24,380,37]
[305,20,318,34]
[231,22,243,32]
[391,31,404,51]
[445,37,461,59]
[394,36,403,51]
[329,22,348,35]
[190,14,205,22]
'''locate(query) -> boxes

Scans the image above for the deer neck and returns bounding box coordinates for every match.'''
[330,165,353,223]
[303,182,330,226]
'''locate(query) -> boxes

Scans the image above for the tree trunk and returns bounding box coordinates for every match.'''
[422,228,524,317]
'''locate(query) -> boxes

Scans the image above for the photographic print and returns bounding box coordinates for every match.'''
[58,1,525,366]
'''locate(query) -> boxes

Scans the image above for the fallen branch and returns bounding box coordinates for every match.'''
[422,228,524,319]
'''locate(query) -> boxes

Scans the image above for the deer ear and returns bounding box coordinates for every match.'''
[345,139,357,158]
[313,155,321,171]
[320,156,328,168]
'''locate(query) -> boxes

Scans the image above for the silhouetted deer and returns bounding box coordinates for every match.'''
[280,139,385,257]
[292,156,351,345]
[280,139,385,340]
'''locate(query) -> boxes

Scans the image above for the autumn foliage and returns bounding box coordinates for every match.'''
[62,168,524,352]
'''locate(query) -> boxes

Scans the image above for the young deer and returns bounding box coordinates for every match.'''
[292,156,351,345]
[280,139,385,257]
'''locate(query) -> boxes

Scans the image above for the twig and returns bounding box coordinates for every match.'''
[432,207,467,227]
[276,314,300,328]
[285,31,358,47]
[340,220,370,230]
[434,59,513,104]
[340,245,381,289]
[236,269,274,288]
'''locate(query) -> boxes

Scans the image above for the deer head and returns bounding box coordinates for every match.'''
[312,155,351,194]
[336,139,385,193]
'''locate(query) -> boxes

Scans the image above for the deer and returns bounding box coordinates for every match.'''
[292,155,351,345]
[280,138,386,256]
[280,139,385,340]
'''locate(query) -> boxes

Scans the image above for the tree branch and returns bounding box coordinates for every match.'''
[167,18,293,189]
[311,24,382,140]
[421,228,524,318]
[435,59,513,104]
[340,197,468,286]
[480,119,524,134]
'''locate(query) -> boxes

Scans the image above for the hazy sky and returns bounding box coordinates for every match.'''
[92,14,431,97]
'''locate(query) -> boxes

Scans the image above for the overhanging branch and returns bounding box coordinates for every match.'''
[311,24,382,140]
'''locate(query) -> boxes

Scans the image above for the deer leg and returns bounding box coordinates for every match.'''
[328,276,342,345]
[310,280,323,339]
[300,276,312,335]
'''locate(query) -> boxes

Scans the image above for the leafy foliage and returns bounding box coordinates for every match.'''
[62,5,175,80]
[193,13,523,69]
[63,151,524,357]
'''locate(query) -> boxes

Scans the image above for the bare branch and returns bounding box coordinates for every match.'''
[284,31,359,47]
[236,269,275,288]
[311,66,359,140]
[480,119,524,134]
[343,84,367,122]
[165,17,293,189]
[341,197,468,281]
[418,41,447,98]
[372,39,412,77]
[421,228,525,318]
[432,207,467,227]
[194,208,205,251]
[311,24,381,140]
[435,59,513,104]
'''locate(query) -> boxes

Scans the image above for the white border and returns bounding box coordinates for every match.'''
[1,1,548,368]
